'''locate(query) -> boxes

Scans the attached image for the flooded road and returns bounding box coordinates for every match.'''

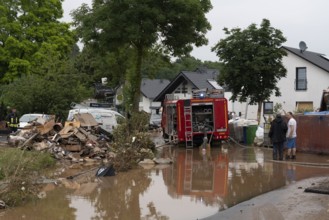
[1,142,329,220]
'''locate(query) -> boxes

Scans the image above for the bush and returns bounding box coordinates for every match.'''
[110,111,155,171]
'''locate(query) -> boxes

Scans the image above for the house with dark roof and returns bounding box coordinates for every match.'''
[114,78,169,113]
[273,46,329,112]
[153,67,222,102]
[153,45,329,120]
[140,78,170,113]
[231,44,329,120]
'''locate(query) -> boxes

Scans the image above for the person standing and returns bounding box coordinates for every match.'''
[269,114,288,160]
[6,108,19,133]
[286,112,297,159]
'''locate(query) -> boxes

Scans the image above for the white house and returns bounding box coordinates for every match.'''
[114,79,170,113]
[226,45,329,121]
[272,46,329,112]
[139,78,170,113]
[153,68,222,103]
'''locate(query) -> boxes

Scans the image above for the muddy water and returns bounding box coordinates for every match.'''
[1,143,329,220]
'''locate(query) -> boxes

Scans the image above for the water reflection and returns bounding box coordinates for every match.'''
[226,147,286,208]
[163,148,228,207]
[286,163,296,184]
[73,169,153,220]
[1,144,329,220]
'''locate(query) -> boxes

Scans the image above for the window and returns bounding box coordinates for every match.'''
[296,102,313,112]
[263,102,273,114]
[174,87,181,93]
[182,80,188,93]
[296,67,307,90]
[182,86,188,93]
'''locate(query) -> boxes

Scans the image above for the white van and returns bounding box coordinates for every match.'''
[67,108,125,133]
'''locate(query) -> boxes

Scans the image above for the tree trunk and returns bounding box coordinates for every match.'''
[131,46,143,113]
[257,101,263,125]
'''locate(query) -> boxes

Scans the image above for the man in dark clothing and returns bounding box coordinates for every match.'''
[6,108,19,133]
[269,114,288,160]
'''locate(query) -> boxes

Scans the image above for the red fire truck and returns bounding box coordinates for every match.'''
[161,89,229,147]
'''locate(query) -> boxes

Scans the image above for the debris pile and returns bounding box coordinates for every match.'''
[6,113,154,166]
[7,112,158,171]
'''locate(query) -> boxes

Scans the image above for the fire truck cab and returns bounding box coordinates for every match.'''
[161,88,229,147]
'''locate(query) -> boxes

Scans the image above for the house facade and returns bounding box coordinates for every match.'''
[227,46,329,121]
[154,68,222,102]
[139,78,170,113]
[272,46,329,112]
[113,79,169,113]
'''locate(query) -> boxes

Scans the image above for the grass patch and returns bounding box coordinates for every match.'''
[0,148,56,206]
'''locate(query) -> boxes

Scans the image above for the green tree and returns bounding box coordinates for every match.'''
[143,55,222,80]
[141,45,172,79]
[72,0,212,112]
[212,19,287,124]
[0,0,76,82]
[74,44,133,88]
[0,54,92,120]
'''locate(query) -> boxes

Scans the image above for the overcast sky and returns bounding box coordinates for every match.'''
[62,0,329,61]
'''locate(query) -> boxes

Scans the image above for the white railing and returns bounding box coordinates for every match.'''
[165,89,224,100]
[165,93,192,100]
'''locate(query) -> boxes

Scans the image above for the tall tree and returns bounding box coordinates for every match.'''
[74,44,133,88]
[72,0,212,112]
[0,53,91,119]
[212,19,287,124]
[0,0,76,82]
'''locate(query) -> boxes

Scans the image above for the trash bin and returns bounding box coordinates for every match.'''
[243,126,247,144]
[245,125,258,145]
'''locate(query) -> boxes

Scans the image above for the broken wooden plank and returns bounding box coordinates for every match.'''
[63,145,81,152]
[59,125,75,135]
[59,132,74,139]
[78,127,98,142]
[20,132,39,148]
[73,128,87,142]
[38,119,56,135]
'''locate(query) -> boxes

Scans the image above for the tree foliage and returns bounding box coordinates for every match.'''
[74,44,133,88]
[0,0,76,82]
[155,56,219,79]
[212,19,287,123]
[72,0,212,112]
[0,55,92,120]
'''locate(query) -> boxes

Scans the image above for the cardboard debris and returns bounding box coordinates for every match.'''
[59,125,75,139]
[63,121,80,129]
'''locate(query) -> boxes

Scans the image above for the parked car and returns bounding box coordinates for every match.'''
[67,108,125,133]
[19,114,52,129]
[149,108,162,129]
